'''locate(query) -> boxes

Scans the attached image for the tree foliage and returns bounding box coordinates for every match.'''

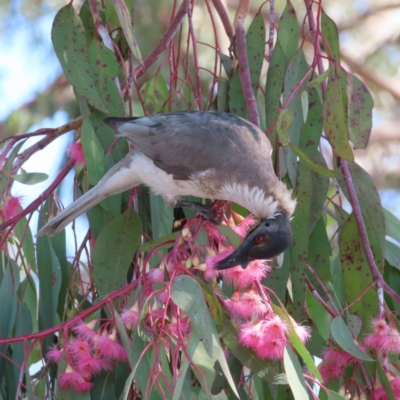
[0,0,400,399]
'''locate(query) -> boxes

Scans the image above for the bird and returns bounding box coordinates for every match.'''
[36,111,296,269]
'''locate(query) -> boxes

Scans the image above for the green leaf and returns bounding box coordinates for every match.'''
[291,162,312,318]
[171,275,216,358]
[277,1,299,62]
[276,109,293,146]
[0,141,25,193]
[307,70,330,88]
[330,317,373,361]
[216,225,241,248]
[14,217,37,272]
[92,210,142,298]
[346,73,374,149]
[51,4,108,112]
[228,70,247,118]
[386,240,400,271]
[111,0,143,66]
[289,143,338,178]
[150,192,173,240]
[138,232,178,252]
[336,161,386,271]
[88,40,123,115]
[306,290,331,341]
[0,260,18,340]
[217,77,229,112]
[376,360,396,400]
[246,13,266,91]
[219,53,232,76]
[323,69,354,161]
[81,119,106,186]
[283,346,308,400]
[340,213,379,335]
[298,88,323,154]
[321,9,340,62]
[384,208,400,242]
[10,172,48,185]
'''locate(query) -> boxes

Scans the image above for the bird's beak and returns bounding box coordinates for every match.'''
[214,211,292,270]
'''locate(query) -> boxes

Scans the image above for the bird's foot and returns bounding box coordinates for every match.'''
[174,200,220,224]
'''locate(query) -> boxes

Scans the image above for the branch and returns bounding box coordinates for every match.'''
[233,0,260,127]
[0,279,139,345]
[211,0,234,40]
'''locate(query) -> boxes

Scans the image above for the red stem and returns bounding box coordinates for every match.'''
[0,279,139,345]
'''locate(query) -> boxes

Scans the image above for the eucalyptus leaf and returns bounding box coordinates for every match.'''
[11,172,48,185]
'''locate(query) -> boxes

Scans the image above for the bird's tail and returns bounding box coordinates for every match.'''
[36,152,140,237]
[36,184,108,237]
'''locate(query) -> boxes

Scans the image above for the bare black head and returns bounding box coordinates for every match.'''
[215,211,292,270]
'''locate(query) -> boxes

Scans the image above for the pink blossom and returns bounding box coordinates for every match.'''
[371,387,389,400]
[255,315,289,360]
[364,332,388,351]
[231,215,257,239]
[289,317,311,344]
[94,332,126,361]
[204,248,233,281]
[319,364,343,383]
[67,143,86,165]
[169,317,191,338]
[220,259,270,289]
[391,376,400,397]
[58,365,92,392]
[76,356,104,375]
[72,320,97,341]
[47,346,63,363]
[5,196,22,219]
[148,268,165,282]
[121,303,140,330]
[238,320,264,349]
[383,328,400,354]
[68,338,92,360]
[371,317,391,335]
[224,291,268,319]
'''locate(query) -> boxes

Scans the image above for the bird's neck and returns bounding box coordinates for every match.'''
[221,182,295,219]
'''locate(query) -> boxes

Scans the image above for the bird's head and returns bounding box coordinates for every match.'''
[214,211,292,270]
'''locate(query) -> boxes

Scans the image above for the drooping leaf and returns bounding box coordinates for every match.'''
[340,213,379,337]
[299,88,323,154]
[291,162,312,318]
[336,161,385,270]
[346,73,374,149]
[283,346,309,399]
[81,118,106,186]
[384,208,400,242]
[307,70,330,88]
[386,240,400,271]
[277,1,299,62]
[111,0,143,66]
[321,9,340,62]
[276,109,293,146]
[217,77,229,112]
[92,209,142,298]
[51,4,108,112]
[171,275,216,358]
[323,68,354,161]
[11,172,48,185]
[330,317,373,361]
[265,41,285,150]
[289,143,338,178]
[150,192,173,240]
[306,290,331,341]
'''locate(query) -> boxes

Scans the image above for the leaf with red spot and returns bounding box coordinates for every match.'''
[346,73,374,149]
[51,4,108,113]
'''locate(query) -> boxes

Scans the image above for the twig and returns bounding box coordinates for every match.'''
[0,158,75,237]
[137,0,189,77]
[305,277,338,317]
[211,0,234,40]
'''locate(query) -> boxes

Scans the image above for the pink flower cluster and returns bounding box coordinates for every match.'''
[238,314,310,360]
[47,320,127,392]
[318,348,359,383]
[364,317,400,354]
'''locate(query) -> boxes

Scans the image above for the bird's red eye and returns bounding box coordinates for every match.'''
[255,234,264,244]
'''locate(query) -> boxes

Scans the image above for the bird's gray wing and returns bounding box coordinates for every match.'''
[105,112,272,181]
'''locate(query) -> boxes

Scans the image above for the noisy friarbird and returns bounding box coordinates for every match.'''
[36,112,295,269]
